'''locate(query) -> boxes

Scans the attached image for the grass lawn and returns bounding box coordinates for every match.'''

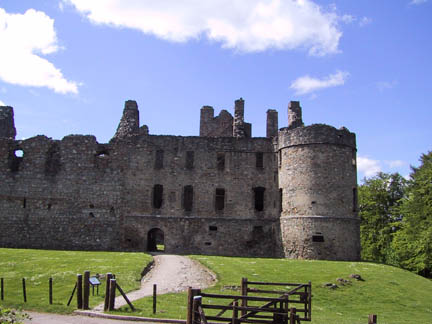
[0,248,152,313]
[114,256,432,324]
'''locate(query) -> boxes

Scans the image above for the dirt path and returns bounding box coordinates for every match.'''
[24,254,216,323]
[94,253,216,310]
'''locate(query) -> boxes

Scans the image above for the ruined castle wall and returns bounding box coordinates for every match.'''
[278,124,360,260]
[114,135,280,256]
[0,135,123,251]
[0,132,281,256]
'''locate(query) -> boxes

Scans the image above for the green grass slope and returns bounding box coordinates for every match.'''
[118,256,432,324]
[0,248,152,313]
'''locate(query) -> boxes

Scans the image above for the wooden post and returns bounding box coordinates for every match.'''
[22,278,27,303]
[153,284,157,314]
[1,278,4,300]
[67,282,77,306]
[368,314,377,324]
[83,270,90,310]
[308,281,312,320]
[108,279,116,311]
[49,277,53,305]
[187,288,200,324]
[103,273,113,311]
[77,274,83,309]
[241,277,247,316]
[116,284,135,311]
[289,307,297,324]
[232,300,238,324]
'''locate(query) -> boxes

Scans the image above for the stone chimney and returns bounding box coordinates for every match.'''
[288,101,304,129]
[112,100,140,140]
[233,98,245,138]
[266,109,278,138]
[0,106,17,139]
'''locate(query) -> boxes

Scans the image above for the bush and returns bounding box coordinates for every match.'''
[0,308,30,324]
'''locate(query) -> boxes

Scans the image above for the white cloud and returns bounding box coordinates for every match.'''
[410,0,428,5]
[357,156,382,177]
[359,17,372,27]
[385,160,406,168]
[0,99,5,106]
[64,0,343,56]
[341,14,355,24]
[290,70,349,95]
[0,8,78,94]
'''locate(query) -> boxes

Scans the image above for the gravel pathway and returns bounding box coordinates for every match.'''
[24,254,216,323]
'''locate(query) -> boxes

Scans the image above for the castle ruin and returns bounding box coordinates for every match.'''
[0,99,360,260]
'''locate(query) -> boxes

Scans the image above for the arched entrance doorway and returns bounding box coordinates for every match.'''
[147,228,165,252]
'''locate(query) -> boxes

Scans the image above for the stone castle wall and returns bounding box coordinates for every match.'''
[0,99,360,260]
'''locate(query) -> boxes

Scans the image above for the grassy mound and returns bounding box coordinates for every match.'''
[117,256,432,324]
[0,248,151,313]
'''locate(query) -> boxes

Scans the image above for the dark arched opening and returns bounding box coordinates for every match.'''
[147,228,165,252]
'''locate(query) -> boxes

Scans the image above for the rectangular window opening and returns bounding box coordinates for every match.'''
[217,153,225,171]
[312,235,325,243]
[153,184,163,209]
[155,150,164,169]
[186,151,194,169]
[256,152,264,168]
[183,185,193,211]
[215,188,225,211]
[353,188,358,212]
[209,226,218,231]
[253,187,265,211]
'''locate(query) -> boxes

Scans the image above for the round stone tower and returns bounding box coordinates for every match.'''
[278,101,360,261]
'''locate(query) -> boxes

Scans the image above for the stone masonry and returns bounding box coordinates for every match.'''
[0,99,360,260]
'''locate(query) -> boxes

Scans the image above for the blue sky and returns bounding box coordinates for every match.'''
[0,0,431,180]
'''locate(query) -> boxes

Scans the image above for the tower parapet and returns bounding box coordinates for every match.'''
[278,103,360,261]
[0,106,17,139]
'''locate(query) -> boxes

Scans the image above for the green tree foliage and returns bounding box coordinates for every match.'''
[359,172,407,264]
[393,152,432,277]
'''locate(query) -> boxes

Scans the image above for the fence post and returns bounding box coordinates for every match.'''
[49,277,53,305]
[289,307,297,324]
[103,273,113,311]
[232,300,239,324]
[83,271,90,310]
[108,279,116,311]
[308,281,312,320]
[187,288,200,324]
[153,284,157,314]
[77,274,83,309]
[241,277,247,316]
[193,296,202,323]
[368,314,377,324]
[22,278,27,303]
[1,278,4,300]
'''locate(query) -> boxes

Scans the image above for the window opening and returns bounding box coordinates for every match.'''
[353,188,358,212]
[253,187,265,211]
[204,242,212,246]
[183,185,193,211]
[23,198,26,209]
[312,235,324,242]
[186,151,194,169]
[153,184,163,209]
[215,188,225,211]
[279,188,283,212]
[155,150,164,169]
[209,226,218,231]
[256,152,264,168]
[217,153,225,171]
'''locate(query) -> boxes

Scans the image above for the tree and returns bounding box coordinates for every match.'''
[359,172,407,264]
[392,152,432,277]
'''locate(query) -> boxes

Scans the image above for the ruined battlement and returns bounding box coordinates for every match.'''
[0,98,360,261]
[278,124,356,149]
